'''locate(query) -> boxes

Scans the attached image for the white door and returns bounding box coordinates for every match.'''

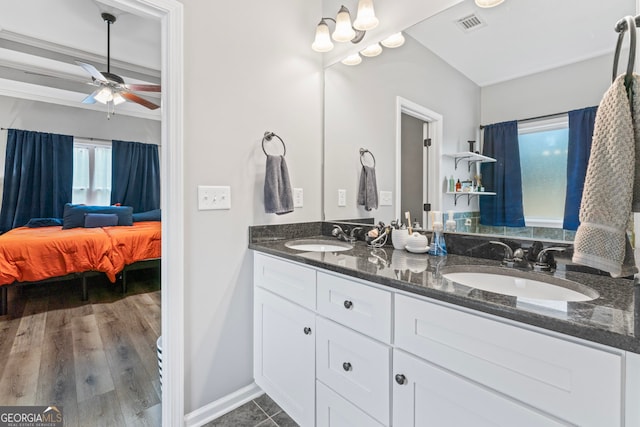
[392,349,567,427]
[254,288,315,427]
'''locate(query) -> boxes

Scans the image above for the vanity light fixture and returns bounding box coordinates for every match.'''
[341,53,363,65]
[360,42,382,57]
[474,0,505,8]
[312,1,379,52]
[381,32,405,48]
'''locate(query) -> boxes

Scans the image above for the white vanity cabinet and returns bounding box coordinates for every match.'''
[253,252,632,427]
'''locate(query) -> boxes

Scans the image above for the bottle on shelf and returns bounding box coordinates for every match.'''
[455,179,461,192]
[448,176,455,192]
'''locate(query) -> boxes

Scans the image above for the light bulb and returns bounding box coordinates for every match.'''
[381,32,405,48]
[94,87,113,104]
[341,53,362,66]
[475,0,505,8]
[360,43,382,57]
[332,6,356,42]
[353,0,378,31]
[112,92,126,105]
[312,19,334,52]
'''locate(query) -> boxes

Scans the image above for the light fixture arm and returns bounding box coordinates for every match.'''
[320,15,366,44]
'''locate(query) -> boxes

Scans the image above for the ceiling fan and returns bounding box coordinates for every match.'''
[77,12,160,110]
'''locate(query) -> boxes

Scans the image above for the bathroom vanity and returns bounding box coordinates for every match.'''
[250,223,640,427]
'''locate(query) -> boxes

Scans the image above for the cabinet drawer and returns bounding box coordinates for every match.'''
[394,294,622,427]
[317,272,391,343]
[317,381,384,427]
[254,253,316,310]
[316,317,390,425]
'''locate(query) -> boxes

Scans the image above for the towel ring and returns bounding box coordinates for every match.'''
[262,131,286,156]
[612,15,636,87]
[359,148,376,168]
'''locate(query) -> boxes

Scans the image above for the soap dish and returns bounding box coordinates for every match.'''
[405,245,430,254]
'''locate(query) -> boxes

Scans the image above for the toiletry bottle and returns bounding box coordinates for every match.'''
[446,211,456,232]
[455,179,461,192]
[448,176,454,193]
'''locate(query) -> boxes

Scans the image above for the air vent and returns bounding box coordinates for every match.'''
[455,13,486,32]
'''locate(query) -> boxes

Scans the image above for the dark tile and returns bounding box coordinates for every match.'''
[254,394,282,417]
[202,401,268,427]
[256,419,278,427]
[271,410,299,427]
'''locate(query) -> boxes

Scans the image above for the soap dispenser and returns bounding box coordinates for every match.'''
[445,211,456,232]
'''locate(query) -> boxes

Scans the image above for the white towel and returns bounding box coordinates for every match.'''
[264,155,293,215]
[572,75,638,277]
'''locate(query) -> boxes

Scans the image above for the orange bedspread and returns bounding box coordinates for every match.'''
[0,222,161,286]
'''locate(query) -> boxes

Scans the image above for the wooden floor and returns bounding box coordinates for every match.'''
[0,270,161,427]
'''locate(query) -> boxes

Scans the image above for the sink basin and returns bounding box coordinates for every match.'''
[285,239,353,252]
[441,266,599,302]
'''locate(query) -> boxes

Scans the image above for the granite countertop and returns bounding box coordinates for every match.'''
[249,222,640,354]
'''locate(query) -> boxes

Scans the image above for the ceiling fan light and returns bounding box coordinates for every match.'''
[360,43,382,57]
[94,87,113,104]
[341,53,362,66]
[312,19,334,52]
[112,92,126,105]
[353,0,379,31]
[474,0,505,8]
[381,32,405,48]
[332,6,356,42]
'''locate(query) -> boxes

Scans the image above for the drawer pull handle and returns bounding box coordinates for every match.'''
[342,362,352,372]
[303,327,312,335]
[395,374,407,385]
[343,300,353,309]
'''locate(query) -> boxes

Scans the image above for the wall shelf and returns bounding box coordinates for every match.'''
[444,152,496,172]
[446,191,496,206]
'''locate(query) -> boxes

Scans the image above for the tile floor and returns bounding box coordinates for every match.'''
[203,393,299,427]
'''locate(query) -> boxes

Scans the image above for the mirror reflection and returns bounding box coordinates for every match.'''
[323,0,635,241]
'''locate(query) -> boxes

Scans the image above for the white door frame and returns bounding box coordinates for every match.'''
[99,0,184,425]
[395,96,443,229]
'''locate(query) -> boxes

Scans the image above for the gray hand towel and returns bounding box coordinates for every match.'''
[572,75,638,277]
[357,165,378,211]
[264,155,293,215]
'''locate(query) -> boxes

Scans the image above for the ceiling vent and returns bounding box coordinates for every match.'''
[455,13,486,32]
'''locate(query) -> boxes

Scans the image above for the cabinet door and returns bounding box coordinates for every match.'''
[392,349,567,427]
[254,288,315,427]
[316,381,384,427]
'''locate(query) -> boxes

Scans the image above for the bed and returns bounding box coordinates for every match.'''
[0,221,161,315]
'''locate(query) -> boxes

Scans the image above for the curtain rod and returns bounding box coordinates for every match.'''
[479,111,569,129]
[1,127,112,144]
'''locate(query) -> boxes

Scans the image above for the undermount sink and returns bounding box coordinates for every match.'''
[441,266,599,302]
[285,239,353,252]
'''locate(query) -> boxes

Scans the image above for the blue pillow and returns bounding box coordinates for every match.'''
[62,203,133,229]
[132,209,161,222]
[84,213,119,228]
[26,217,63,228]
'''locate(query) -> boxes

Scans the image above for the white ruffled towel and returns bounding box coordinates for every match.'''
[572,75,640,277]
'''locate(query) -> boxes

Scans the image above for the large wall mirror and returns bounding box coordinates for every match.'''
[323,0,635,241]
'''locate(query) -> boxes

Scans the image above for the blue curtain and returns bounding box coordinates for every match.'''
[563,106,597,230]
[479,121,525,227]
[0,129,73,232]
[111,140,160,213]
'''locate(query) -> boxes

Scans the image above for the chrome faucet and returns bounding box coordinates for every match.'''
[534,247,566,272]
[332,225,353,243]
[490,241,514,263]
[349,227,363,242]
[490,241,529,268]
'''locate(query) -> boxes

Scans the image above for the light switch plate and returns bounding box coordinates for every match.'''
[338,189,346,207]
[293,188,303,208]
[379,191,393,206]
[198,185,231,210]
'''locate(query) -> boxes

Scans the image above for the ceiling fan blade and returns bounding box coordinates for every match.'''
[82,89,101,104]
[121,91,160,110]
[125,84,161,92]
[76,61,107,82]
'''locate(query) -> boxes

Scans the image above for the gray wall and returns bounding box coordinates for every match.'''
[400,113,424,223]
[324,34,480,222]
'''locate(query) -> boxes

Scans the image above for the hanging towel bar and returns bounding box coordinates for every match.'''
[262,131,286,156]
[359,148,376,168]
[612,15,637,89]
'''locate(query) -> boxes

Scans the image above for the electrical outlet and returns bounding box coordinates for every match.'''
[379,191,392,206]
[198,185,231,210]
[338,189,346,207]
[293,188,303,208]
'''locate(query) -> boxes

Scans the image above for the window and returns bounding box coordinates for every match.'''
[72,139,112,206]
[518,116,568,228]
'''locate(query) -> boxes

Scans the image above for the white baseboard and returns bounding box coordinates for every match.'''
[184,382,263,427]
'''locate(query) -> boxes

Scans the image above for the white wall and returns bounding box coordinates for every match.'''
[324,34,480,222]
[480,53,614,125]
[0,96,160,205]
[180,0,323,413]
